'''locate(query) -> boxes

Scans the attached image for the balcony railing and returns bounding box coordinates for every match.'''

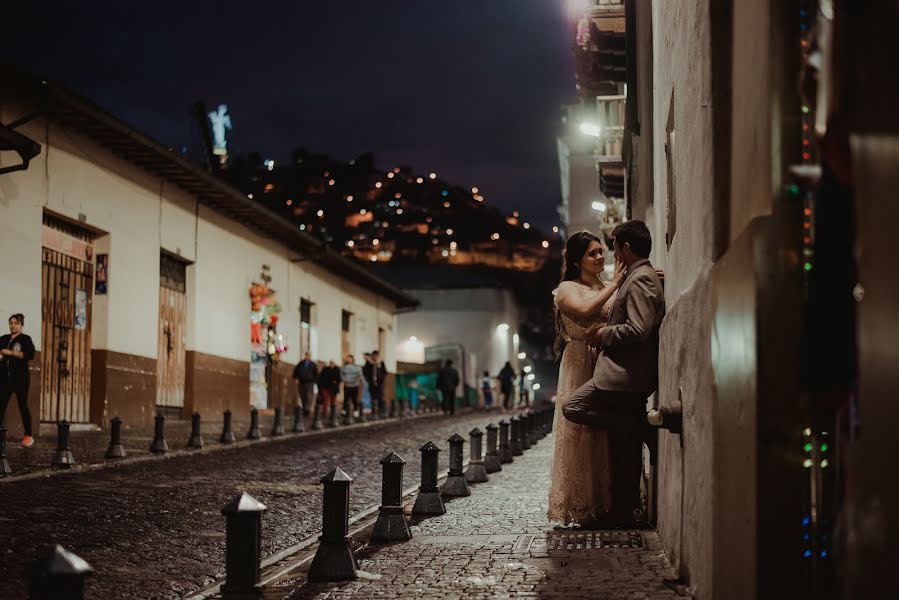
[595,94,625,161]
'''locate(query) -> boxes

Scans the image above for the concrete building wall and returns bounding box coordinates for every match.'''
[558,135,604,235]
[646,3,718,597]
[396,288,520,390]
[638,1,804,598]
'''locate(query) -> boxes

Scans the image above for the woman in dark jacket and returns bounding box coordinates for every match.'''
[0,313,36,447]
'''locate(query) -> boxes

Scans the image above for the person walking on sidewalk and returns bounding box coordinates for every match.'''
[498,361,516,409]
[481,370,495,410]
[518,369,529,407]
[340,354,364,422]
[317,360,341,426]
[363,350,387,419]
[0,313,36,447]
[436,359,460,415]
[293,352,318,416]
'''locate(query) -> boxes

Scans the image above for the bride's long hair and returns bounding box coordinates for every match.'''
[553,231,603,359]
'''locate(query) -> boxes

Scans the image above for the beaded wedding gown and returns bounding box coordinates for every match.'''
[547,281,613,525]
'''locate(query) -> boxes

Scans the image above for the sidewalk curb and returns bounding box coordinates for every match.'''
[0,410,454,485]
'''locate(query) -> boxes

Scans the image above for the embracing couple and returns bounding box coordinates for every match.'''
[548,220,665,529]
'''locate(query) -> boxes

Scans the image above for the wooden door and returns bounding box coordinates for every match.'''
[40,248,93,423]
[156,255,187,408]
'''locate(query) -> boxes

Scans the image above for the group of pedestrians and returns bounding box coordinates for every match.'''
[435,358,531,415]
[481,362,530,410]
[292,350,388,423]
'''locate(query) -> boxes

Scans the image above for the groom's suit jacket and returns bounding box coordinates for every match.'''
[592,259,665,394]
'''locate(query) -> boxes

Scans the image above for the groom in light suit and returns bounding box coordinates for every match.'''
[563,220,665,527]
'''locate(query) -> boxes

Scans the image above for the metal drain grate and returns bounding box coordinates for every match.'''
[514,531,643,552]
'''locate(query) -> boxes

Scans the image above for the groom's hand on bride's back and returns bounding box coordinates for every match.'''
[585,324,604,346]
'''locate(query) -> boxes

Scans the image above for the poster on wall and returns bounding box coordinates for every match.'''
[95,254,108,294]
[74,289,88,330]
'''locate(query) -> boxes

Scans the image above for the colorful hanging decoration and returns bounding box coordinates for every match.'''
[249,282,287,361]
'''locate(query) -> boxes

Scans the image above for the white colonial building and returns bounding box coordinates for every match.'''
[0,65,416,434]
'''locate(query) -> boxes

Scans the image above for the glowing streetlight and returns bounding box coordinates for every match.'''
[517,352,526,359]
[532,383,541,391]
[526,373,536,381]
[429,172,437,180]
[542,241,549,248]
[579,122,602,137]
[523,365,532,373]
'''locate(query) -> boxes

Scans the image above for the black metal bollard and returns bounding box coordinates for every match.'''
[525,411,537,446]
[465,428,488,484]
[247,408,261,440]
[483,423,502,474]
[221,492,267,599]
[221,409,236,444]
[271,407,285,437]
[186,412,204,449]
[412,441,446,516]
[510,416,524,456]
[370,452,412,543]
[308,468,358,582]
[498,419,513,464]
[51,421,75,468]
[293,404,306,433]
[149,414,168,454]
[0,427,12,476]
[105,417,127,459]
[28,544,93,600]
[440,433,471,497]
[519,413,532,451]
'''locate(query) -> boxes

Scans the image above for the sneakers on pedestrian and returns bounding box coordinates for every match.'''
[21,435,34,448]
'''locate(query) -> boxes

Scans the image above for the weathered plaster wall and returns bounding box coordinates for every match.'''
[648,2,718,596]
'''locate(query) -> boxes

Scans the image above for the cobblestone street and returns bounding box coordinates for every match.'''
[0,410,503,600]
[262,423,684,600]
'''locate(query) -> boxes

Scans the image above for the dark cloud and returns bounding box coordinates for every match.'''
[3,0,575,227]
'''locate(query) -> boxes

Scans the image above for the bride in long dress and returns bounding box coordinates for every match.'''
[548,231,624,526]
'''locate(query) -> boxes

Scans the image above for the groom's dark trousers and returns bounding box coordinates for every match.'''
[564,379,646,518]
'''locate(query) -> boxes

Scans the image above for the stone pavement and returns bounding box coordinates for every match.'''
[3,409,369,478]
[264,427,686,599]
[0,409,506,600]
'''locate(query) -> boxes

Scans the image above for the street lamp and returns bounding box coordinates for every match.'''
[532,383,541,391]
[579,122,602,137]
[517,352,526,360]
[523,365,532,373]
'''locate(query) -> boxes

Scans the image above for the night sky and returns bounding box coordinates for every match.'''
[4,1,576,229]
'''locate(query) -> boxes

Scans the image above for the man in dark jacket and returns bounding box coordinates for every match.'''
[293,352,318,416]
[363,350,387,419]
[436,359,460,415]
[498,362,516,409]
[1,313,36,447]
